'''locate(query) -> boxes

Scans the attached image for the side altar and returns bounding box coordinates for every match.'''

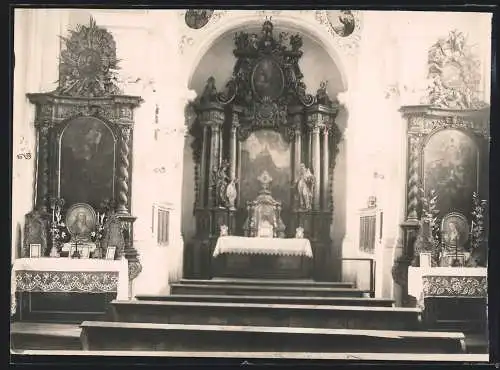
[185,19,341,281]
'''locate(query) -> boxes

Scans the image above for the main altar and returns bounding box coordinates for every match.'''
[185,19,341,281]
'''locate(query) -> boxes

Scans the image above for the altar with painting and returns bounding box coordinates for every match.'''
[186,20,341,280]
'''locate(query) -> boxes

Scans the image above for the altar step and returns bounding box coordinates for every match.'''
[10,322,81,351]
[136,294,395,307]
[179,278,355,288]
[170,283,369,297]
[109,300,420,330]
[80,321,466,354]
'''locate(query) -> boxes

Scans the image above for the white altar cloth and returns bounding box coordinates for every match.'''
[213,236,313,258]
[11,258,128,316]
[408,267,487,300]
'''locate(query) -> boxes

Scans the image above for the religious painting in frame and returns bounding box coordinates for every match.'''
[240,130,291,210]
[251,57,285,101]
[423,129,479,218]
[59,116,116,209]
[65,203,97,241]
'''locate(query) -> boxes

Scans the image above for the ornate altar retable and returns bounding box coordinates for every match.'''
[187,19,341,281]
[11,258,128,321]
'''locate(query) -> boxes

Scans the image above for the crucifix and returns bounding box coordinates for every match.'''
[72,239,81,259]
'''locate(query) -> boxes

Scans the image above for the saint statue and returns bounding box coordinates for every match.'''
[226,177,239,209]
[213,160,231,208]
[295,163,315,210]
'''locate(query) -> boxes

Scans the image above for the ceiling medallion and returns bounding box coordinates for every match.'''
[57,17,121,98]
[326,10,356,37]
[185,9,214,30]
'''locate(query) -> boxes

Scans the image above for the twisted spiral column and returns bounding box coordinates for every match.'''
[36,125,50,212]
[117,125,132,214]
[406,136,420,221]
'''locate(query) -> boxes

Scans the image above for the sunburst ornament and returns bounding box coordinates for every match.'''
[57,17,121,98]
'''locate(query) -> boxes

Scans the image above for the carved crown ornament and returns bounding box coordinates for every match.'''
[423,30,488,110]
[57,17,122,98]
[27,17,143,128]
[192,19,340,142]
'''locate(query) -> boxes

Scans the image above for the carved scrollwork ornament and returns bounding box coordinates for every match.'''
[128,261,143,281]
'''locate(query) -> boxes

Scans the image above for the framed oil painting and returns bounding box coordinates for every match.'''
[59,116,116,209]
[251,57,285,101]
[240,130,291,210]
[65,203,97,241]
[423,129,479,218]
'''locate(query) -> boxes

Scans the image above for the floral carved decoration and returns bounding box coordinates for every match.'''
[57,17,121,98]
[425,30,487,110]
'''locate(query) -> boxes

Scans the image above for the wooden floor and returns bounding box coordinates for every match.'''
[11,349,490,362]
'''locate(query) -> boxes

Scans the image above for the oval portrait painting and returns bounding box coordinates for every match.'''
[441,212,469,251]
[65,203,97,241]
[251,58,285,101]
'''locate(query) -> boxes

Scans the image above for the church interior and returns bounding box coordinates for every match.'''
[10,9,491,360]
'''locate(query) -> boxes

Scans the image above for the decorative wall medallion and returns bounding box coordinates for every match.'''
[57,17,121,98]
[326,10,356,37]
[425,30,487,109]
[185,9,214,30]
[315,10,362,56]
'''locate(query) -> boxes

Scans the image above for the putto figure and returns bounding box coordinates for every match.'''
[295,163,315,210]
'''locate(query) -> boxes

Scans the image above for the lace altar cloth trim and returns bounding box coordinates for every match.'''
[14,270,119,293]
[213,236,313,258]
[422,276,487,297]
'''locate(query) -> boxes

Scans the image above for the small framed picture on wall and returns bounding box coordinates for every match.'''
[29,244,41,258]
[105,246,116,260]
[80,246,90,259]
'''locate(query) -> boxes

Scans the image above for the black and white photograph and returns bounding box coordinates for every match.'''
[10,7,493,364]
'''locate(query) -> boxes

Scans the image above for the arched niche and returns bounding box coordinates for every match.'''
[58,116,117,209]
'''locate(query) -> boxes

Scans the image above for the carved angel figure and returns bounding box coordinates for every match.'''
[290,34,303,52]
[316,81,331,106]
[295,163,315,210]
[199,76,218,105]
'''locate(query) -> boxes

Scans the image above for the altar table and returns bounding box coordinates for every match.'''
[11,258,128,321]
[212,236,313,279]
[407,267,487,331]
